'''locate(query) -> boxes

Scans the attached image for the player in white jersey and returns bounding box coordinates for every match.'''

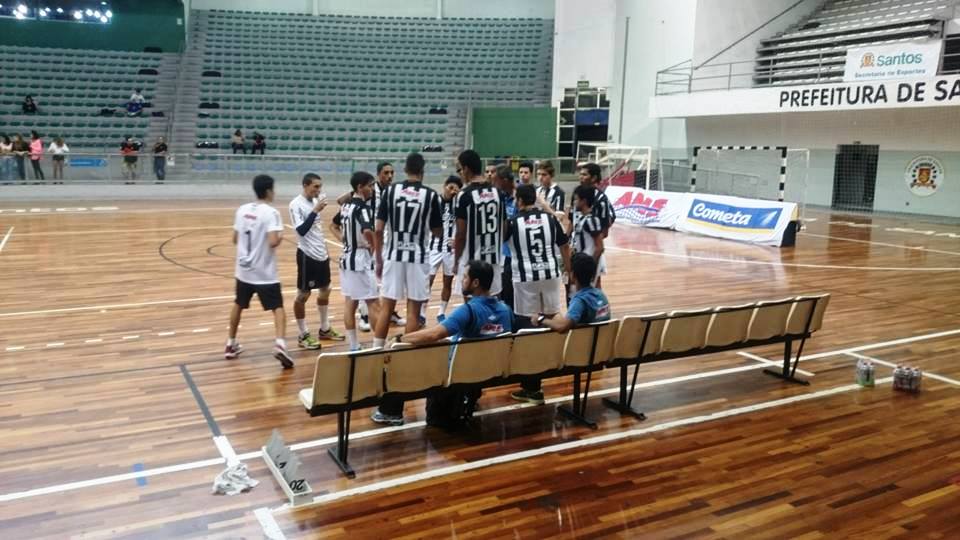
[332,171,382,351]
[225,175,295,368]
[289,173,343,350]
[424,175,462,324]
[373,152,442,350]
[517,160,534,185]
[454,149,506,297]
[535,160,565,213]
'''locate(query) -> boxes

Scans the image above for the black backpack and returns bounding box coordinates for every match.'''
[425,304,482,431]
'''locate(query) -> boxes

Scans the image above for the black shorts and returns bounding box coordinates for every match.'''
[235,279,283,311]
[296,249,331,291]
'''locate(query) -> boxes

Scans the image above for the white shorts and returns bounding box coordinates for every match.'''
[381,259,432,302]
[429,250,456,277]
[340,268,379,301]
[454,260,503,297]
[513,278,563,317]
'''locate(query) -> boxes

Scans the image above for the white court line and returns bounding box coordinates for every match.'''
[845,352,960,387]
[0,207,237,217]
[799,232,960,257]
[254,507,287,540]
[0,458,227,503]
[285,224,344,248]
[281,377,893,510]
[192,328,210,333]
[0,226,13,252]
[5,346,24,352]
[213,435,240,467]
[605,246,960,272]
[0,295,235,318]
[122,335,140,340]
[793,328,960,361]
[3,327,957,504]
[45,343,64,348]
[14,226,233,237]
[157,331,176,337]
[84,338,103,344]
[738,351,815,377]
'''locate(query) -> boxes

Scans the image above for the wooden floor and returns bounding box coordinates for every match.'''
[1,199,959,539]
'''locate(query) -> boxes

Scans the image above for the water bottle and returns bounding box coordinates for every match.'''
[911,368,922,393]
[864,361,875,387]
[893,365,906,391]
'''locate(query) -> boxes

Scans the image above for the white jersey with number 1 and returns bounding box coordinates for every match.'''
[234,202,284,284]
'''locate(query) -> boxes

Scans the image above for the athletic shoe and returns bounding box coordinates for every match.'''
[273,345,295,369]
[358,315,371,332]
[297,332,322,350]
[437,314,446,323]
[316,328,345,341]
[224,343,244,360]
[370,410,404,426]
[418,316,426,329]
[390,311,406,326]
[510,389,545,405]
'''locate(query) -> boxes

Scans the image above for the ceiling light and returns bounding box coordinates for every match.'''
[99,15,106,22]
[17,3,27,14]
[85,8,93,16]
[73,10,82,19]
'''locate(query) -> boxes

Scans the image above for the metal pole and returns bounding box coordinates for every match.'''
[617,16,630,143]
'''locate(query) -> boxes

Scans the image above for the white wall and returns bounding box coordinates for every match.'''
[191,0,554,18]
[552,0,616,104]
[690,0,823,91]
[607,0,697,148]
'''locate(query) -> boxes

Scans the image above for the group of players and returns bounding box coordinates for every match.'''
[224,150,617,396]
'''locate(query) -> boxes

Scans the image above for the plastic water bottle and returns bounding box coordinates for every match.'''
[893,365,906,391]
[911,368,922,393]
[863,361,875,387]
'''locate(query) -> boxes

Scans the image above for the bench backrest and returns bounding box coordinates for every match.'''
[705,303,756,347]
[309,349,385,407]
[385,342,450,393]
[786,293,831,335]
[661,308,712,353]
[448,334,513,384]
[614,313,666,359]
[747,298,795,340]
[507,328,566,376]
[563,319,620,368]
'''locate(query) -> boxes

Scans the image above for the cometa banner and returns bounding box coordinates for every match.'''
[607,186,799,247]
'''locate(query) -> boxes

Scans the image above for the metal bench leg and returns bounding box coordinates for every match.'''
[763,338,810,386]
[558,372,598,430]
[326,410,356,478]
[602,364,646,421]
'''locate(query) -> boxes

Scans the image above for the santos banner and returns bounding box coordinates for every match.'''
[608,186,798,247]
[844,41,943,83]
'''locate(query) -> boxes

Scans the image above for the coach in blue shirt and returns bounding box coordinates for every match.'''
[371,260,512,426]
[511,252,610,404]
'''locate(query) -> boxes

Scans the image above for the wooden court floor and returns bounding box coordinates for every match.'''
[1,199,959,539]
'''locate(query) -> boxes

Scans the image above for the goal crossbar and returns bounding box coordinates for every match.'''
[691,145,789,202]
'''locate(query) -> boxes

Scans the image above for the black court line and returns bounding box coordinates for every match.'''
[158,230,233,279]
[179,364,222,437]
[0,357,230,389]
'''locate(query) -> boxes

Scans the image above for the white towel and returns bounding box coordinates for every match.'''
[212,463,259,496]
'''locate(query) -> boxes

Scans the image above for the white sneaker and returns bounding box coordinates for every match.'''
[358,315,371,332]
[273,345,294,369]
[390,311,406,327]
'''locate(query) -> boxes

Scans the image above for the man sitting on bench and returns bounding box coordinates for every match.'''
[511,252,611,405]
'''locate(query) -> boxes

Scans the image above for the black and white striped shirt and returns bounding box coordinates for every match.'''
[431,196,457,254]
[339,197,374,271]
[507,208,568,283]
[572,210,604,257]
[456,182,506,266]
[376,180,442,263]
[538,184,565,213]
[593,189,616,230]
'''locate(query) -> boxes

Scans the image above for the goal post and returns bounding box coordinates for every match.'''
[576,142,654,189]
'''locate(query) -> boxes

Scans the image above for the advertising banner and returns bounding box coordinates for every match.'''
[844,41,943,83]
[606,186,685,229]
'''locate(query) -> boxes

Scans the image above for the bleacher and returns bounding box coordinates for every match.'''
[184,9,554,156]
[754,0,957,86]
[0,46,175,150]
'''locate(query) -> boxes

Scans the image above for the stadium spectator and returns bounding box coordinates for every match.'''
[22,96,37,114]
[252,132,266,155]
[512,252,610,404]
[12,134,28,181]
[129,88,145,105]
[152,137,168,182]
[231,129,247,154]
[29,131,45,181]
[121,136,139,182]
[48,137,69,183]
[126,89,145,117]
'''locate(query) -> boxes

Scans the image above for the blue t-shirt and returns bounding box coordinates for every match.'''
[567,287,611,325]
[441,296,513,341]
[501,192,517,259]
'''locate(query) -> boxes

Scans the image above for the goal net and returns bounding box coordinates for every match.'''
[576,143,655,189]
[690,145,809,218]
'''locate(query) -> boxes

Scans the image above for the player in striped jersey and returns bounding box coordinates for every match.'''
[373,152,442,347]
[454,149,506,297]
[331,171,382,351]
[569,184,606,287]
[578,162,616,233]
[289,173,343,350]
[424,175,462,324]
[506,184,571,324]
[535,160,565,213]
[493,165,517,312]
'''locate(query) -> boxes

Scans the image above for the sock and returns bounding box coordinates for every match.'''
[439,301,448,316]
[275,337,286,349]
[420,302,428,319]
[296,319,308,335]
[359,302,369,317]
[318,305,330,331]
[347,329,359,350]
[373,337,386,349]
[227,337,237,347]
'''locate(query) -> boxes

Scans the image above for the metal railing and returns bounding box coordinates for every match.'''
[0,152,579,184]
[656,55,846,95]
